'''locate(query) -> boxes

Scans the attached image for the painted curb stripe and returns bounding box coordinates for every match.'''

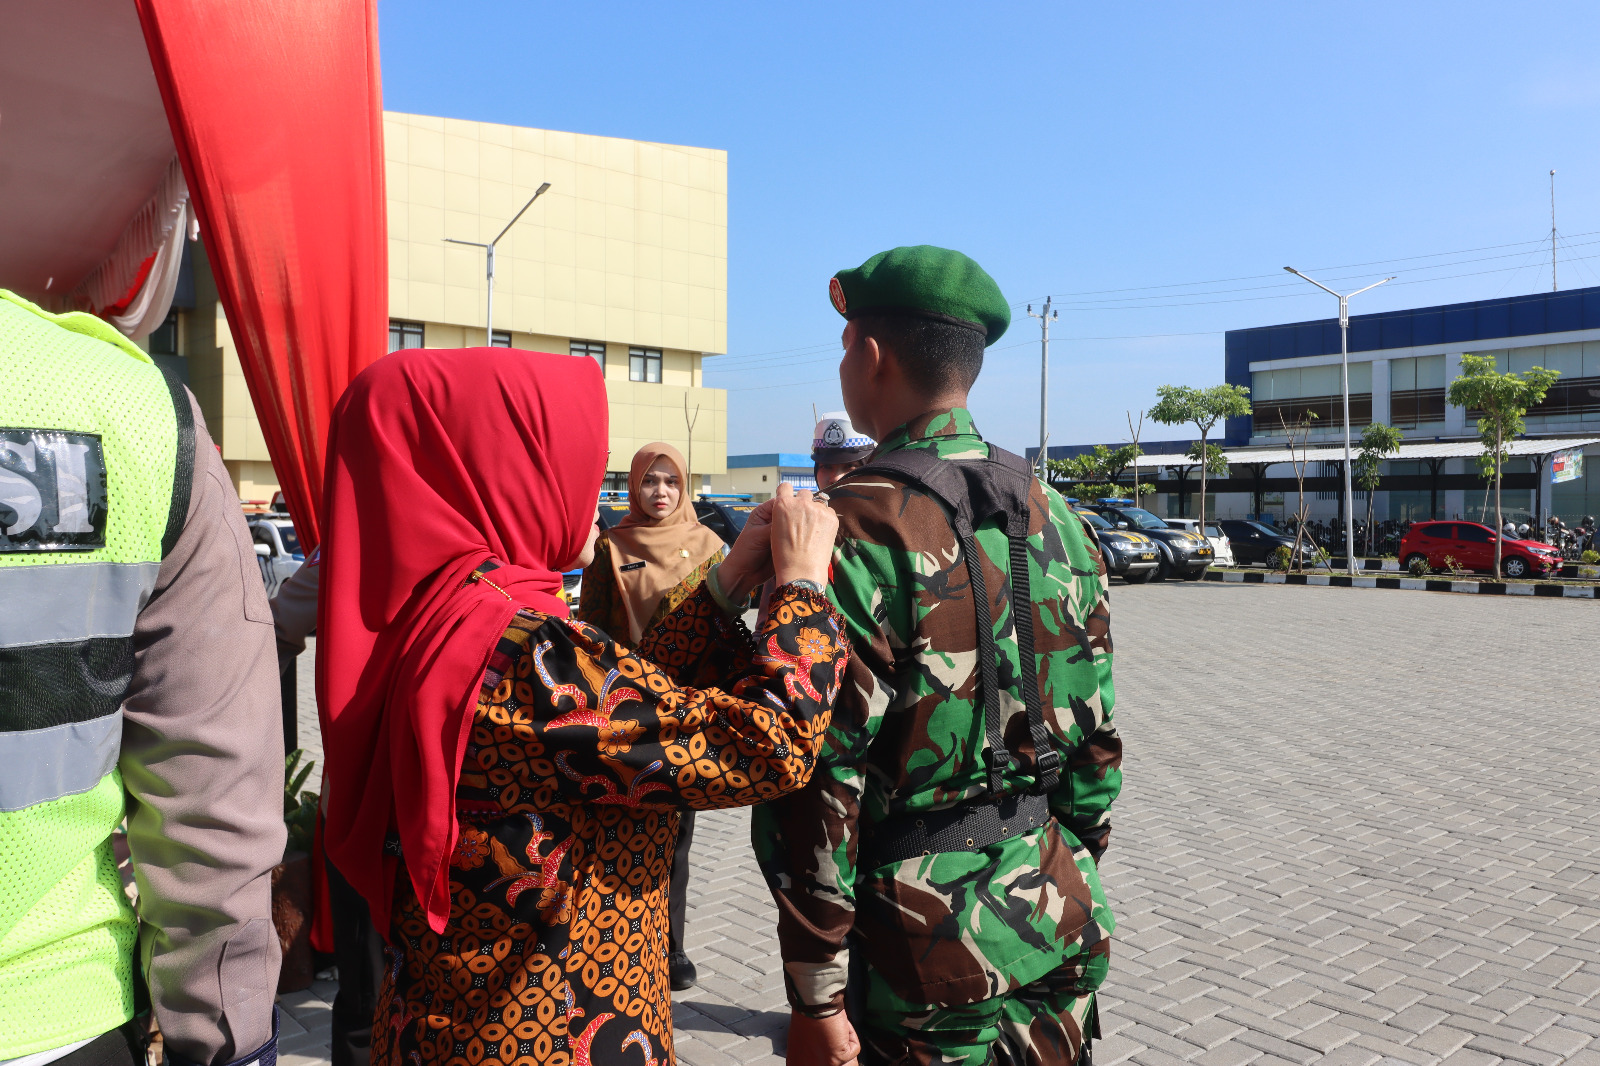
[1201,570,1598,599]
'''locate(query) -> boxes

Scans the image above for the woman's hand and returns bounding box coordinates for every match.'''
[719,498,776,603]
[770,482,839,588]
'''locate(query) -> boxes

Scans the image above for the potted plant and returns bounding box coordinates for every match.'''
[272,749,319,993]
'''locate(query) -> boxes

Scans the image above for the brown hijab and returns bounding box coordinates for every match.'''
[607,442,726,642]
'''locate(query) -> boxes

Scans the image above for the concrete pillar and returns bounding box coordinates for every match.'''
[1445,458,1465,519]
[1444,352,1467,436]
[1370,358,1391,426]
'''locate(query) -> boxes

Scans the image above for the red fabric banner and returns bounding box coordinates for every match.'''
[134,0,387,550]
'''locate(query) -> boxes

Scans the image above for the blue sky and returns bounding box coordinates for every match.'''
[380,1,1600,454]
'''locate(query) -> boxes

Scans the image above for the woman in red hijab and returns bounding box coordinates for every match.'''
[317,347,846,1066]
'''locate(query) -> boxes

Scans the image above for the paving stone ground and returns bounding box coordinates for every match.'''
[278,584,1600,1066]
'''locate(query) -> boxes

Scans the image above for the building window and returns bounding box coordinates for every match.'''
[389,320,424,351]
[147,310,180,356]
[601,472,628,492]
[629,347,662,383]
[571,340,606,371]
[1390,355,1447,429]
[491,330,513,348]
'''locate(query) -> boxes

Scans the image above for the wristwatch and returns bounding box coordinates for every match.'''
[785,578,825,594]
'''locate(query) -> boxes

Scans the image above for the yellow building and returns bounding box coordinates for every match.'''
[154,111,728,503]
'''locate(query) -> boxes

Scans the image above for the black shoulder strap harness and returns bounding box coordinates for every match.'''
[849,443,1061,869]
[156,364,196,559]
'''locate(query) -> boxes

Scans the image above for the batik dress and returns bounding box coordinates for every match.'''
[373,582,849,1066]
[576,533,727,639]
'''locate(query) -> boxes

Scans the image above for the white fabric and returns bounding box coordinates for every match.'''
[67,155,190,336]
[107,200,190,340]
[0,1035,95,1066]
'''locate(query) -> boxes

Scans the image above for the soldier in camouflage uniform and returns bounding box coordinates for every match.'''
[752,246,1121,1066]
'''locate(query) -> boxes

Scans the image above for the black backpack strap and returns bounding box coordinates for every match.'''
[985,446,1057,793]
[1008,534,1057,794]
[848,444,1055,797]
[852,450,1011,794]
[156,364,196,559]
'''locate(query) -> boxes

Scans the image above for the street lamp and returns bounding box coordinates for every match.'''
[446,182,552,346]
[1283,267,1393,576]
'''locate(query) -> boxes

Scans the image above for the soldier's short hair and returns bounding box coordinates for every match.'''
[856,309,985,396]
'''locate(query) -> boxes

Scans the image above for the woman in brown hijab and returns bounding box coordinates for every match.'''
[577,441,726,991]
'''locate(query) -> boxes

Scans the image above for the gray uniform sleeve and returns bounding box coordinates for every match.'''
[120,392,284,1064]
[269,557,320,665]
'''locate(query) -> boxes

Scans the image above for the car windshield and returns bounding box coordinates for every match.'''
[1075,509,1113,529]
[1203,524,1222,538]
[1117,508,1169,530]
[598,503,631,528]
[276,524,300,555]
[721,504,757,534]
[1247,522,1282,537]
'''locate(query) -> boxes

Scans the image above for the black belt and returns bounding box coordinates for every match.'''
[860,791,1052,870]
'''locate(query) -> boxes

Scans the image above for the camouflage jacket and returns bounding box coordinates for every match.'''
[750,407,1122,1015]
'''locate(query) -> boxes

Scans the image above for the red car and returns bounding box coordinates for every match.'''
[1399,520,1564,579]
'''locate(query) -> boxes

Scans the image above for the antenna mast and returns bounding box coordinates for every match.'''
[1550,169,1558,292]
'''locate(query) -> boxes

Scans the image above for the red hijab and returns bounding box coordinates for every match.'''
[317,346,607,935]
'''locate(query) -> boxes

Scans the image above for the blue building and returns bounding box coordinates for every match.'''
[1039,285,1600,525]
[705,453,817,499]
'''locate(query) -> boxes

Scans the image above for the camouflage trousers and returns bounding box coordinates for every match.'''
[854,966,1096,1066]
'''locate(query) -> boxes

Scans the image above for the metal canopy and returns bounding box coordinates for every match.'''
[1133,437,1600,469]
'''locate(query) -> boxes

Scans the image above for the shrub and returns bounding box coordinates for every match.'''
[284,749,319,856]
[1407,556,1430,578]
[1441,554,1462,576]
[1583,550,1600,565]
[1270,545,1293,571]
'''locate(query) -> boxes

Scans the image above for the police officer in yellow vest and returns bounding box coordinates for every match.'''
[0,291,284,1066]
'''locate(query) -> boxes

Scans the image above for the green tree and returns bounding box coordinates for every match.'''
[1148,384,1253,531]
[1047,443,1152,500]
[1446,355,1560,578]
[1354,422,1403,555]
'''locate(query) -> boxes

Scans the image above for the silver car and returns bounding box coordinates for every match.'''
[1163,518,1235,567]
[248,516,303,598]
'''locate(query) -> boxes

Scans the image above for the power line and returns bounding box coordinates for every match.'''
[709,231,1600,380]
[1043,238,1600,308]
[1053,251,1600,312]
[1011,228,1600,304]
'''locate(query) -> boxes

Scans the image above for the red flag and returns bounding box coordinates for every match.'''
[134,0,387,550]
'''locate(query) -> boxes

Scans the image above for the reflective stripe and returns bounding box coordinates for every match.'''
[0,563,160,648]
[0,712,121,811]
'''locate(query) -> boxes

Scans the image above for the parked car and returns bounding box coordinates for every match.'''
[694,495,759,547]
[1399,520,1564,579]
[247,515,302,598]
[596,493,633,531]
[1072,506,1161,583]
[1083,500,1212,581]
[1216,519,1304,567]
[1163,518,1235,567]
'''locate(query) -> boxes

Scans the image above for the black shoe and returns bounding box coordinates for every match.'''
[669,950,698,991]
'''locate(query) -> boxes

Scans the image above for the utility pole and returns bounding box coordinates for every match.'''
[684,394,701,497]
[1027,297,1058,477]
[445,182,552,345]
[1550,169,1558,292]
[1284,267,1394,576]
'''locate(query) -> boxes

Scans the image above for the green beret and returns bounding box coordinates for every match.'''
[829,245,1010,346]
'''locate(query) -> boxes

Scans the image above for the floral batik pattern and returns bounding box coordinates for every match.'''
[373,583,848,1066]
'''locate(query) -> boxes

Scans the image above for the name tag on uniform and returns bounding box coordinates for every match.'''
[619,561,646,572]
[1,429,108,552]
